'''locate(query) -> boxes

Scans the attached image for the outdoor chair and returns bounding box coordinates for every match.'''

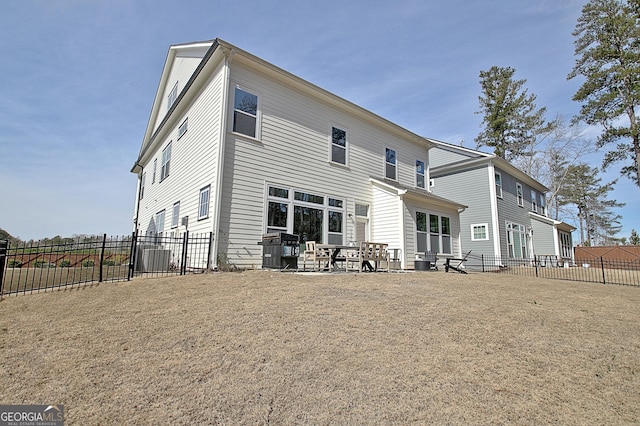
[303,241,331,271]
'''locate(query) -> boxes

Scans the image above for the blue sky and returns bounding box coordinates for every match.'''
[0,0,637,241]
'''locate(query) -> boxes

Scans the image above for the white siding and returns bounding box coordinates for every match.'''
[153,54,206,133]
[136,64,226,238]
[217,64,434,268]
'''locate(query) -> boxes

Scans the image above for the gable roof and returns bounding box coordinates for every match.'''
[428,138,549,193]
[132,38,434,173]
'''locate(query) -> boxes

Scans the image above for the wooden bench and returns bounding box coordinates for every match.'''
[345,242,390,272]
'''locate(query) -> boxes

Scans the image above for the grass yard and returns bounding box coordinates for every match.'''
[1,270,639,424]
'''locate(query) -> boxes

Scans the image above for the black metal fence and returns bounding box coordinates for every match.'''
[465,253,640,286]
[0,232,213,296]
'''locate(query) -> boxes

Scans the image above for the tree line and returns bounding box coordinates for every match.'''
[474,0,639,246]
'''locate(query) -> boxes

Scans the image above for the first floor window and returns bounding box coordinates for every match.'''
[172,201,180,228]
[507,222,528,259]
[559,231,572,259]
[233,87,258,138]
[155,210,165,237]
[198,186,210,219]
[416,160,425,188]
[416,211,451,254]
[266,184,344,244]
[385,148,397,180]
[471,223,488,241]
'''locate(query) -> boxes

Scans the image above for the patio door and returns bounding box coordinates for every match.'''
[355,218,368,243]
[354,203,369,243]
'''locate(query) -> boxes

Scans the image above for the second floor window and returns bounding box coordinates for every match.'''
[161,142,172,182]
[531,190,538,212]
[516,183,524,207]
[416,160,425,188]
[495,172,503,198]
[331,127,347,165]
[385,148,397,180]
[233,87,258,138]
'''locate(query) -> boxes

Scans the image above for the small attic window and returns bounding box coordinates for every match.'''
[167,82,178,111]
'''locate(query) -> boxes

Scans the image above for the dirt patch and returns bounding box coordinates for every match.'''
[1,270,639,424]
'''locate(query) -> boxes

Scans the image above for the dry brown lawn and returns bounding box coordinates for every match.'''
[1,270,639,425]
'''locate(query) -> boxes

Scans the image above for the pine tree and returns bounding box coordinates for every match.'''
[568,0,640,186]
[475,66,556,162]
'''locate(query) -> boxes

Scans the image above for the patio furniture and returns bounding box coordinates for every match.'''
[444,251,471,274]
[303,241,332,271]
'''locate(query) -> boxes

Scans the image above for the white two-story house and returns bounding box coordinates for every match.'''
[428,139,575,266]
[131,39,466,270]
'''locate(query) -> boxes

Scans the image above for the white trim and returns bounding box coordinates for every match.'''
[516,182,524,207]
[212,50,234,268]
[487,165,502,258]
[329,124,349,167]
[470,223,489,241]
[230,82,261,141]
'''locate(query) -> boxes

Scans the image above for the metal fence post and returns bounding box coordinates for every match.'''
[0,240,8,297]
[601,256,606,285]
[99,234,107,283]
[535,255,539,278]
[128,232,137,280]
[181,231,189,275]
[207,232,214,271]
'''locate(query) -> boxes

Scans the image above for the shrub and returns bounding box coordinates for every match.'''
[102,260,116,266]
[8,260,22,268]
[59,260,72,267]
[33,260,47,268]
[82,260,95,267]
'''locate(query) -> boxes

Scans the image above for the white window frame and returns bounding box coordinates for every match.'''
[330,126,348,166]
[171,201,180,229]
[540,195,546,216]
[198,186,210,220]
[140,172,146,200]
[167,82,178,111]
[155,210,165,236]
[516,182,524,207]
[416,211,452,255]
[495,172,503,198]
[232,85,260,139]
[506,221,528,259]
[265,184,345,245]
[416,160,425,188]
[471,223,489,241]
[531,190,538,212]
[385,147,397,180]
[152,159,157,184]
[160,142,172,182]
[178,118,188,139]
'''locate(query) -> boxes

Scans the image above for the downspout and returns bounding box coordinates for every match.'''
[398,194,406,270]
[133,164,144,234]
[210,47,234,270]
